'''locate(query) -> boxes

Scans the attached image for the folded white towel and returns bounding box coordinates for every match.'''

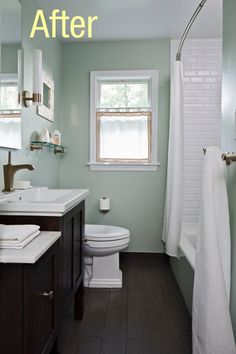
[0,224,40,242]
[0,230,40,249]
[0,228,39,245]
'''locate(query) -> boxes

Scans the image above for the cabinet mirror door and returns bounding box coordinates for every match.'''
[0,0,22,149]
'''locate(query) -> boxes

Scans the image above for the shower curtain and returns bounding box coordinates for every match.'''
[162,60,184,257]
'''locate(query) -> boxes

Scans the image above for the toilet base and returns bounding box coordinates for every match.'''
[84,253,122,288]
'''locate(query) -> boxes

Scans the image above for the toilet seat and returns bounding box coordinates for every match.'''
[84,238,130,249]
[85,224,130,242]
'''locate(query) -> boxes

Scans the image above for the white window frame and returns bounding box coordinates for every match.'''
[88,70,160,171]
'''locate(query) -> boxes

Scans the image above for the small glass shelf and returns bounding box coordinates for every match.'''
[30,141,67,154]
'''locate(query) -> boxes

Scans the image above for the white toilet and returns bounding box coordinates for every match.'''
[83,224,130,288]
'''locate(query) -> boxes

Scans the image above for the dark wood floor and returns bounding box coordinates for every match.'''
[61,253,192,354]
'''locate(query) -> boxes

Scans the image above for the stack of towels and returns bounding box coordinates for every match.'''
[0,224,40,249]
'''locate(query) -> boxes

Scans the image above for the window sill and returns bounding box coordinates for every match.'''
[87,162,160,171]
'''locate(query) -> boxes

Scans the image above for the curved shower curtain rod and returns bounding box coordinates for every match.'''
[176,0,207,61]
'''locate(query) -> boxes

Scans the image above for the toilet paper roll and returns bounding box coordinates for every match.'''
[99,197,110,211]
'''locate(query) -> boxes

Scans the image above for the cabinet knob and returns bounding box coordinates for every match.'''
[38,290,54,300]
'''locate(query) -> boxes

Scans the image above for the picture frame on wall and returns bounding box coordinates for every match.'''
[37,70,54,122]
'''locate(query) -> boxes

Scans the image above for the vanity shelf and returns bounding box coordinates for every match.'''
[30,141,67,154]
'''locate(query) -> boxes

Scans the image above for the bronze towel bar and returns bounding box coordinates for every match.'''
[203,148,236,165]
[221,153,236,165]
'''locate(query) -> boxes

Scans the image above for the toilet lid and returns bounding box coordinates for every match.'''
[85,224,130,241]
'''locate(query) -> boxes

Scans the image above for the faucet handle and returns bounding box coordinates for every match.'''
[8,151,12,165]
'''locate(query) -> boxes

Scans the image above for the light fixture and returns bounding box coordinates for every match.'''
[22,49,43,107]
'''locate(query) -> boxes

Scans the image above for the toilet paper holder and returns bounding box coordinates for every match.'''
[99,197,110,214]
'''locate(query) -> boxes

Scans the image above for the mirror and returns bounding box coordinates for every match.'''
[37,70,54,122]
[0,0,22,150]
[43,83,50,108]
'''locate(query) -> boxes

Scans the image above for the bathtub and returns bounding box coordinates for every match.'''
[179,223,198,270]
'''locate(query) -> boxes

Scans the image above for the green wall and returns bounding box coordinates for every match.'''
[0,0,62,189]
[59,40,170,252]
[222,0,236,335]
[1,44,21,73]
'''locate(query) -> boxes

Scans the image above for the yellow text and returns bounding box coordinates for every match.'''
[30,9,98,39]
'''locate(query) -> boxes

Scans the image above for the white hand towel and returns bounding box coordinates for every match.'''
[0,228,39,245]
[192,146,236,354]
[162,60,184,257]
[0,230,40,249]
[0,224,40,242]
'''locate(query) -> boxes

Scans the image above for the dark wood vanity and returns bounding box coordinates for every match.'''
[0,241,59,354]
[0,200,85,354]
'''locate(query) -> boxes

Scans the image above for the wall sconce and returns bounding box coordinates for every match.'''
[22,49,42,107]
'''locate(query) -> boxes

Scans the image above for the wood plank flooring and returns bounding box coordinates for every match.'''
[61,253,192,354]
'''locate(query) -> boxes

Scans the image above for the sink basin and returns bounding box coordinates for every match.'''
[0,187,89,215]
[5,188,72,202]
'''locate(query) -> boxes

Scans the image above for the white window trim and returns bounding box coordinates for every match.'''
[89,70,160,171]
[0,73,18,84]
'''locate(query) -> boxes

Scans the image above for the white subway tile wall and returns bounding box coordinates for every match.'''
[181,39,222,223]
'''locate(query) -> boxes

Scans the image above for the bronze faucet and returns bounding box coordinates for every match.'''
[3,152,35,192]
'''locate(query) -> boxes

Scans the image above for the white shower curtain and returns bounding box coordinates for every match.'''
[162,60,184,257]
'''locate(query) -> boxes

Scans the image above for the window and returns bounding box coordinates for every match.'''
[89,70,159,171]
[0,74,21,150]
[0,74,21,116]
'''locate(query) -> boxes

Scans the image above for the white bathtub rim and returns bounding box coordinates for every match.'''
[179,223,198,270]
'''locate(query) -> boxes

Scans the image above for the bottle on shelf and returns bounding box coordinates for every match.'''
[51,130,61,145]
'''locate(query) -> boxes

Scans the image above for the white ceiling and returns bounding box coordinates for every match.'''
[35,0,222,41]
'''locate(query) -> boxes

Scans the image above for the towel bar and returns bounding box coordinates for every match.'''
[203,149,236,165]
[221,153,236,165]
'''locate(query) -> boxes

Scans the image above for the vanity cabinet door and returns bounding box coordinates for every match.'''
[62,218,73,306]
[23,242,59,354]
[72,207,84,288]
[0,264,23,354]
[62,201,85,309]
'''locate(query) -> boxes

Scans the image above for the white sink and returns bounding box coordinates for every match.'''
[5,188,71,202]
[0,187,89,215]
